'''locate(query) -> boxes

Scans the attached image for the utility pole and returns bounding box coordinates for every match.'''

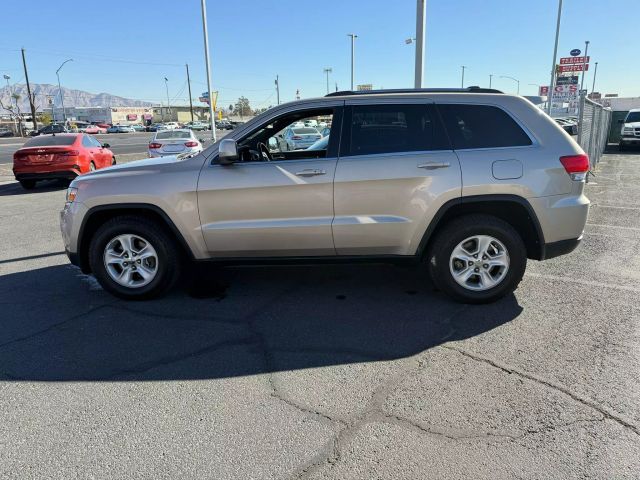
[21,49,38,134]
[347,33,357,90]
[461,66,466,88]
[547,0,563,115]
[414,0,426,88]
[590,61,598,96]
[164,77,171,122]
[56,58,73,123]
[323,67,332,94]
[200,0,216,140]
[489,74,493,88]
[580,40,589,92]
[185,64,194,123]
[275,75,280,105]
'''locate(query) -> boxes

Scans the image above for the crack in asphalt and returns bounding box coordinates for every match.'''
[441,345,640,438]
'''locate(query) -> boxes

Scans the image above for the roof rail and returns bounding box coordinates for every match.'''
[325,86,503,97]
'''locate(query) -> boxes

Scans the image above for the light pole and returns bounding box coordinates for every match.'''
[500,75,520,94]
[591,62,598,96]
[489,74,493,88]
[56,58,73,123]
[580,40,589,92]
[414,0,426,88]
[547,0,563,115]
[323,67,332,94]
[461,66,466,88]
[164,77,171,122]
[200,0,216,141]
[347,33,357,90]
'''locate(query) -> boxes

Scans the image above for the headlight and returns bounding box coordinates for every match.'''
[66,187,78,203]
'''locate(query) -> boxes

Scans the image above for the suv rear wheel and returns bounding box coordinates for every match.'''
[88,216,181,300]
[427,214,526,304]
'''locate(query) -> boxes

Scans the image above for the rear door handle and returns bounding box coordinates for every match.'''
[295,169,326,177]
[418,162,450,169]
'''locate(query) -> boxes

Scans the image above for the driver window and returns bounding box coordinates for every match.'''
[236,108,334,162]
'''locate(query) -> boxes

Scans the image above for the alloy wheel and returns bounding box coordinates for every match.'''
[449,235,510,291]
[103,234,159,288]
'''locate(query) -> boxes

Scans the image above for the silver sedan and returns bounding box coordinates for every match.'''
[148,129,203,158]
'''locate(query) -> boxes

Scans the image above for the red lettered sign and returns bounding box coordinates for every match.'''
[560,56,590,65]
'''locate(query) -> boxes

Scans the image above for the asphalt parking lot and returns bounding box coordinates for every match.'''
[0,149,639,479]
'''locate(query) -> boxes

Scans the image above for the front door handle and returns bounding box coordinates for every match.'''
[417,161,450,170]
[295,169,326,177]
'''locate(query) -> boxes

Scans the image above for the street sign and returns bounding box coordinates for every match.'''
[558,64,589,73]
[556,76,579,85]
[539,86,549,96]
[552,84,579,99]
[570,49,581,56]
[357,84,373,91]
[560,56,590,65]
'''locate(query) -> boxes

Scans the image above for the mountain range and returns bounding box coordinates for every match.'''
[0,84,155,113]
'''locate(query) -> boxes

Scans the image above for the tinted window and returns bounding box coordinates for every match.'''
[23,135,77,147]
[346,104,447,156]
[82,135,93,147]
[438,104,532,149]
[156,130,191,140]
[625,112,640,123]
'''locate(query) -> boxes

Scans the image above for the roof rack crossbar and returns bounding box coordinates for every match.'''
[325,87,503,97]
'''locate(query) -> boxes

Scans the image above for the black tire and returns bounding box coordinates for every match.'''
[426,214,527,304]
[89,161,96,172]
[619,142,624,152]
[111,156,116,165]
[88,216,182,300]
[19,179,36,190]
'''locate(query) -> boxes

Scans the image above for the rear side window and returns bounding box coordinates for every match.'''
[344,104,448,156]
[23,135,76,147]
[438,104,532,149]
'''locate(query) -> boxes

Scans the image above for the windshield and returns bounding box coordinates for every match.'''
[625,112,640,123]
[156,130,191,140]
[24,135,76,147]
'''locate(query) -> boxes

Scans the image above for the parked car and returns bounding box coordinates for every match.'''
[0,127,13,137]
[163,122,181,130]
[74,122,91,133]
[131,124,146,132]
[290,121,305,129]
[30,124,69,136]
[61,87,590,303]
[619,108,640,151]
[13,133,115,189]
[554,118,578,136]
[283,127,322,150]
[148,129,203,158]
[85,125,107,134]
[217,120,234,130]
[304,119,318,127]
[107,125,134,133]
[184,121,208,131]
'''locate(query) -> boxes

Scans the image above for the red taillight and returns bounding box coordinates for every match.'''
[292,136,302,140]
[560,154,589,180]
[184,141,198,147]
[58,150,80,157]
[149,142,162,149]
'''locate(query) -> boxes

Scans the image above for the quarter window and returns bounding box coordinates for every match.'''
[346,104,447,156]
[438,104,532,149]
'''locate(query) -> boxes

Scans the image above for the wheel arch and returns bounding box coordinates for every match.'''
[76,204,195,273]
[417,195,546,261]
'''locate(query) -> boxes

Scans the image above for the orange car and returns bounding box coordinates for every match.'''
[13,133,115,189]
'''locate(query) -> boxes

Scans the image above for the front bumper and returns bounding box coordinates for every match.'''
[60,200,88,270]
[541,236,582,260]
[620,136,640,145]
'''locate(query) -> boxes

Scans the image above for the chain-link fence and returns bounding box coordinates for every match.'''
[577,93,612,168]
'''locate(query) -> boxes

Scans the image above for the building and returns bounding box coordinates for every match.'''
[52,106,155,125]
[152,105,212,123]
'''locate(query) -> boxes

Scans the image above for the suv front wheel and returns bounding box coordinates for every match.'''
[427,214,527,304]
[88,216,181,300]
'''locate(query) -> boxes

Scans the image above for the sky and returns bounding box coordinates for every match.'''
[0,0,637,110]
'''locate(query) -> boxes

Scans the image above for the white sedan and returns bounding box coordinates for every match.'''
[148,129,203,158]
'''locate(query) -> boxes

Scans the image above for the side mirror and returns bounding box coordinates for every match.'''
[218,138,238,165]
[102,143,110,148]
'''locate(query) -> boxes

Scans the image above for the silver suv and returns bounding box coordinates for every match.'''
[61,88,590,303]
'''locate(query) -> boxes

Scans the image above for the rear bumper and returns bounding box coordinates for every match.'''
[15,170,79,181]
[541,236,582,260]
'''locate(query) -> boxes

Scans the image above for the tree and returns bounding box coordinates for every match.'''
[234,97,251,118]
